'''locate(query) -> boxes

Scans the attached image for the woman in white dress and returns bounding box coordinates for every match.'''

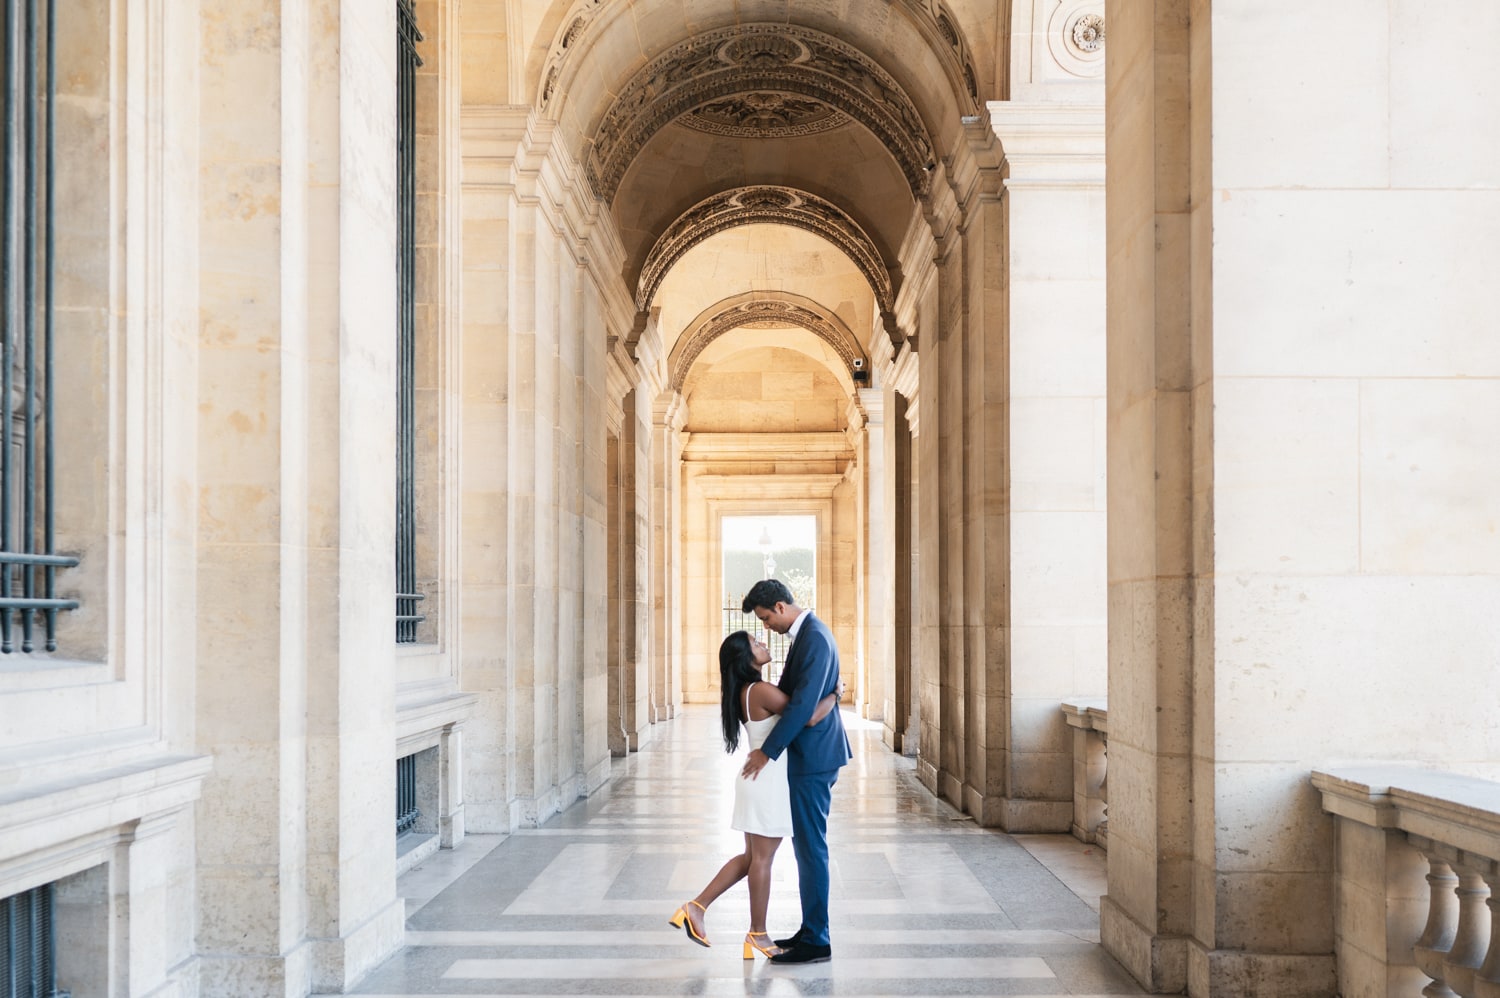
[669,630,840,959]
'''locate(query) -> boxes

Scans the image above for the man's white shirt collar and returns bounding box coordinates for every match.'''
[787,608,809,643]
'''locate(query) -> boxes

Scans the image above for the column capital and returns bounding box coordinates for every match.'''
[988,100,1105,189]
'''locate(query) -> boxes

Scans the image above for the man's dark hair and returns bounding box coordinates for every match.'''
[742,578,794,613]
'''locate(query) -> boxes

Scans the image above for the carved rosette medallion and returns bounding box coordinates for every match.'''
[672,296,866,391]
[677,92,850,138]
[586,23,935,203]
[636,186,894,314]
[1048,3,1106,77]
[1071,13,1105,53]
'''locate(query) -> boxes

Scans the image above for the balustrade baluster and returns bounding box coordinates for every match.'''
[1475,865,1500,998]
[1442,864,1491,998]
[1412,841,1461,998]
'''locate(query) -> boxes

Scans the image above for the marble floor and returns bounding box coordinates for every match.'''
[342,708,1144,997]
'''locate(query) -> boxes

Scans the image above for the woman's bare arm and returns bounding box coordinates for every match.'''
[754,679,844,726]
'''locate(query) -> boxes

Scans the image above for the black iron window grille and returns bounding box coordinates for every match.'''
[395,752,419,836]
[395,0,425,643]
[2,881,66,998]
[2,0,77,655]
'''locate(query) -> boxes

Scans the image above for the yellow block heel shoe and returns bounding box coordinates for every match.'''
[743,930,781,960]
[668,900,710,947]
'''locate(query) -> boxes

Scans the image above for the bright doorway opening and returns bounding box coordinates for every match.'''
[721,515,816,680]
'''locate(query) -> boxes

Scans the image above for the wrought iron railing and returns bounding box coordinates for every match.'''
[2,0,77,654]
[394,0,425,642]
[396,752,419,836]
[2,881,66,998]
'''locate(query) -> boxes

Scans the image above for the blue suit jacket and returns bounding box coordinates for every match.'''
[759,612,852,776]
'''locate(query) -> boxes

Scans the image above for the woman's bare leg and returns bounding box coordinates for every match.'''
[686,836,752,937]
[745,833,783,933]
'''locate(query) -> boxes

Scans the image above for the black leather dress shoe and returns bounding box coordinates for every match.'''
[773,928,806,949]
[769,941,831,964]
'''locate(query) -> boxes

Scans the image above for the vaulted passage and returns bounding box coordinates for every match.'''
[1,2,1495,996]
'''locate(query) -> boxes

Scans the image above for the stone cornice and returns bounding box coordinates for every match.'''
[682,432,851,464]
[989,101,1105,188]
[691,472,849,502]
[604,335,635,434]
[633,316,666,400]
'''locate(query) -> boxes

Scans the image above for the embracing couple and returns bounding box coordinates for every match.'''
[668,578,852,964]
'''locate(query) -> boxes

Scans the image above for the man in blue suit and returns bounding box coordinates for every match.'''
[740,578,852,964]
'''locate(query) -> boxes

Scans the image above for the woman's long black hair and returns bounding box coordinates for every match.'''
[719,630,762,753]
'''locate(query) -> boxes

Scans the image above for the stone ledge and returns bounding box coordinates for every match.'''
[0,753,212,865]
[1312,766,1500,856]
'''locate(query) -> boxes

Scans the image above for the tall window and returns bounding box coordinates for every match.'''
[395,0,424,642]
[2,0,77,654]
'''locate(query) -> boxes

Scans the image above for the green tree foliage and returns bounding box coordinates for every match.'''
[722,548,816,605]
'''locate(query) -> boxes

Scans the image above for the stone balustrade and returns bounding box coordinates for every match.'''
[1313,768,1500,997]
[1061,699,1108,850]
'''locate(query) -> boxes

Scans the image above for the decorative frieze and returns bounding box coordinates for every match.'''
[636,186,893,312]
[677,93,849,138]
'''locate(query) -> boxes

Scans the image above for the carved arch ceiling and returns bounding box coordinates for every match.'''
[584,23,937,204]
[537,2,983,141]
[637,187,893,314]
[670,293,869,394]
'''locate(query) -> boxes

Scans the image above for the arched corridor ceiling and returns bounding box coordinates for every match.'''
[584,23,937,203]
[669,291,868,393]
[652,223,875,370]
[528,2,993,314]
[636,187,894,313]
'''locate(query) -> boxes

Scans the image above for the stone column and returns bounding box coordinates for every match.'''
[987,102,1107,832]
[580,279,612,788]
[301,2,407,987]
[913,124,1009,822]
[1098,1,1199,990]
[651,391,686,723]
[854,387,886,720]
[195,1,403,991]
[454,108,519,833]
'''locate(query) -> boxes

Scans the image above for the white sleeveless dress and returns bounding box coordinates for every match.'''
[730,683,794,838]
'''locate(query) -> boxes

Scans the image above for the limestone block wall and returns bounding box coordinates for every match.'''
[1103,2,1500,995]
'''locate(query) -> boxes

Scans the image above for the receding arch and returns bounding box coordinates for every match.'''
[668,292,870,393]
[637,187,894,313]
[584,24,937,204]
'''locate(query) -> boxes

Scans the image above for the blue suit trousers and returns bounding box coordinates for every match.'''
[788,767,839,946]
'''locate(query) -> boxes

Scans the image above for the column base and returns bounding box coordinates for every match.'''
[309,895,407,994]
[1099,896,1187,993]
[961,786,1073,830]
[198,945,313,998]
[584,753,613,795]
[917,759,940,797]
[1186,940,1336,998]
